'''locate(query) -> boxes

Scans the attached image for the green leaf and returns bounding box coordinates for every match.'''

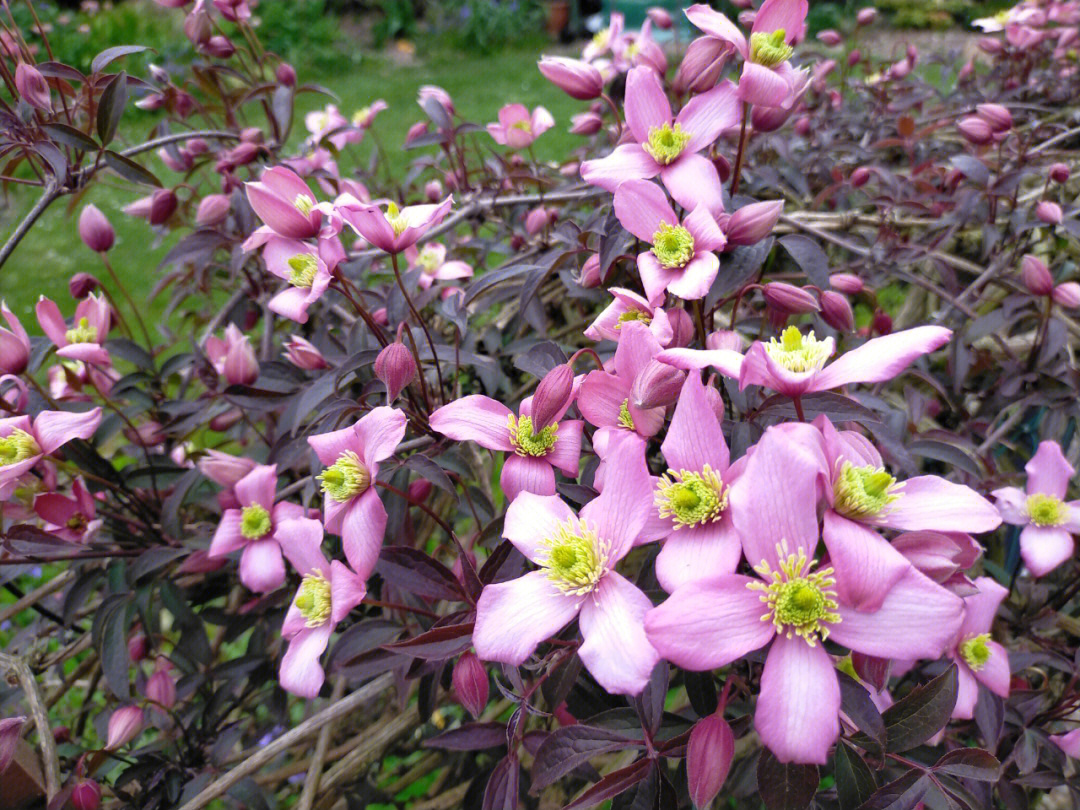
[835,742,877,810]
[103,150,161,187]
[933,748,1002,782]
[757,748,819,810]
[881,664,958,752]
[96,71,127,146]
[43,123,99,153]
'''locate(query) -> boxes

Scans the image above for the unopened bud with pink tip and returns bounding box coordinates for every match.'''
[284,336,330,370]
[452,651,489,718]
[646,7,673,28]
[0,716,25,775]
[668,308,696,348]
[374,340,417,402]
[1036,200,1063,224]
[707,330,745,352]
[128,634,148,662]
[686,712,735,810]
[631,359,686,410]
[0,301,31,376]
[856,7,878,25]
[829,273,864,294]
[820,291,855,332]
[725,201,784,246]
[570,111,604,135]
[958,116,993,145]
[206,324,258,386]
[817,29,842,46]
[69,273,100,299]
[1021,255,1054,295]
[532,363,575,429]
[276,62,297,87]
[537,56,604,100]
[15,63,51,111]
[196,194,231,227]
[1050,163,1070,183]
[850,167,871,187]
[198,449,257,487]
[578,253,603,288]
[1053,281,1080,308]
[976,103,1012,132]
[872,310,893,335]
[146,667,176,709]
[79,205,115,252]
[107,705,144,749]
[425,180,443,202]
[71,780,102,810]
[762,282,818,315]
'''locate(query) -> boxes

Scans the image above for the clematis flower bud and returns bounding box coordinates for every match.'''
[668,308,696,348]
[1036,200,1063,224]
[419,85,455,116]
[763,282,818,314]
[198,449,257,488]
[725,201,784,245]
[794,116,811,136]
[79,205,115,252]
[0,301,31,375]
[15,63,51,111]
[71,780,102,810]
[146,668,176,709]
[1053,281,1080,308]
[537,56,604,100]
[977,36,1003,54]
[1050,163,1070,183]
[570,111,604,135]
[0,716,25,775]
[850,167,871,187]
[405,121,429,145]
[525,206,553,235]
[1021,254,1054,295]
[893,531,981,583]
[856,7,878,25]
[452,651,489,719]
[674,37,730,95]
[374,341,417,402]
[976,103,1012,132]
[820,291,855,332]
[204,35,236,58]
[127,634,148,662]
[847,48,862,67]
[647,7,673,28]
[707,330,745,352]
[532,363,574,429]
[631,359,686,410]
[871,309,893,335]
[578,253,603,288]
[958,59,975,81]
[284,336,330,370]
[829,273,864,294]
[686,713,735,810]
[957,116,993,145]
[703,375,726,421]
[195,194,231,227]
[276,62,297,87]
[817,29,842,46]
[751,104,793,133]
[425,180,443,202]
[107,705,144,749]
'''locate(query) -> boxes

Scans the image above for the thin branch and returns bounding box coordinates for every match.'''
[0,652,61,799]
[0,180,59,271]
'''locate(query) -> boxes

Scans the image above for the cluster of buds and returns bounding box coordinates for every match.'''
[1021,255,1080,306]
[958,104,1013,145]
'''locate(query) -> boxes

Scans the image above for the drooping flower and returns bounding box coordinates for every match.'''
[338,196,454,255]
[581,67,739,217]
[613,180,726,304]
[245,166,323,240]
[259,237,332,324]
[429,389,583,503]
[993,441,1079,576]
[0,301,30,375]
[279,531,367,698]
[583,12,624,62]
[487,104,555,149]
[646,423,964,764]
[36,293,113,365]
[34,477,102,543]
[0,409,103,499]
[404,242,473,290]
[209,464,319,593]
[584,287,676,346]
[949,576,1010,719]
[205,324,259,386]
[307,407,407,578]
[472,436,660,694]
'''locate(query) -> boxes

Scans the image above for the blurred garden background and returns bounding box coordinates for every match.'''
[0,0,1011,324]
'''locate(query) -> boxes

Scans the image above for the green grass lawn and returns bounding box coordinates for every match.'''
[0,24,585,328]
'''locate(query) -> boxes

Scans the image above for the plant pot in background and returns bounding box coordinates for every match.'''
[546,0,571,38]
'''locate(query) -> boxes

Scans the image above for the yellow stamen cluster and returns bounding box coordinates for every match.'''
[959,633,992,671]
[656,465,728,528]
[748,545,840,645]
[416,246,442,275]
[618,399,636,431]
[0,429,40,468]
[65,316,98,345]
[240,504,272,540]
[643,122,692,165]
[294,194,316,216]
[1026,493,1069,527]
[295,572,333,627]
[750,29,793,68]
[651,222,695,269]
[288,253,319,288]
[763,326,831,373]
[539,518,609,595]
[507,414,559,457]
[385,201,409,236]
[319,451,371,503]
[616,309,652,329]
[352,106,371,126]
[833,462,899,520]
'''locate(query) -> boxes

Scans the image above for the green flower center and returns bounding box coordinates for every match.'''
[295,572,332,627]
[65,316,98,345]
[764,326,831,373]
[750,29,793,68]
[416,246,441,275]
[616,309,652,329]
[1026,493,1068,527]
[959,633,992,671]
[508,414,559,458]
[643,122,691,165]
[651,222,695,269]
[385,201,409,236]
[352,106,371,125]
[287,253,318,288]
[618,399,636,431]
[294,194,316,216]
[240,504,272,540]
[0,429,40,467]
[749,545,840,645]
[540,518,609,595]
[833,462,899,520]
[591,28,610,49]
[511,119,533,132]
[319,451,371,502]
[656,465,728,528]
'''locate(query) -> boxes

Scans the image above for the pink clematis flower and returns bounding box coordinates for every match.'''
[1052,728,1080,758]
[245,166,323,240]
[0,301,30,375]
[206,324,259,386]
[646,423,964,764]
[686,0,810,109]
[278,524,367,698]
[209,464,317,593]
[487,104,555,149]
[584,287,675,346]
[949,576,1010,719]
[472,437,660,694]
[34,477,102,543]
[339,196,454,255]
[812,415,1001,610]
[578,321,666,444]
[260,237,333,323]
[583,12,624,62]
[36,293,112,365]
[429,390,583,503]
[307,407,407,578]
[581,66,739,217]
[0,409,103,499]
[304,104,349,145]
[993,441,1080,576]
[614,180,726,304]
[404,242,473,290]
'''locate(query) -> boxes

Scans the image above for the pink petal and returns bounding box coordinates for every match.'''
[547,420,583,477]
[307,425,361,467]
[662,156,726,220]
[497,103,530,130]
[739,341,819,397]
[35,297,69,347]
[662,371,729,472]
[823,511,910,612]
[666,252,719,301]
[684,3,748,56]
[1025,441,1074,499]
[33,408,102,455]
[340,205,397,252]
[655,517,742,592]
[737,62,793,108]
[239,537,286,593]
[656,348,745,379]
[33,493,77,527]
[613,179,678,243]
[262,237,313,281]
[578,572,660,695]
[580,144,661,193]
[473,571,583,665]
[246,182,316,239]
[504,492,576,564]
[435,261,473,281]
[279,518,330,575]
[500,453,557,501]
[625,65,673,143]
[613,320,663,382]
[341,489,387,579]
[677,80,741,153]
[755,636,839,764]
[728,423,827,570]
[645,575,774,669]
[974,640,1011,698]
[1051,729,1080,758]
[682,203,727,252]
[330,559,367,622]
[1019,524,1074,577]
[279,625,333,698]
[268,287,316,324]
[812,326,952,391]
[879,476,1001,534]
[262,166,317,204]
[577,370,628,430]
[209,510,246,557]
[56,343,112,365]
[954,663,979,720]
[637,252,679,306]
[751,0,808,40]
[235,464,277,511]
[429,396,514,452]
[356,406,408,467]
[991,486,1028,525]
[830,568,963,659]
[580,435,654,560]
